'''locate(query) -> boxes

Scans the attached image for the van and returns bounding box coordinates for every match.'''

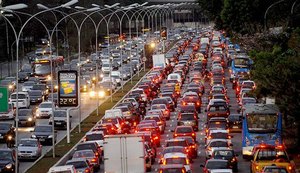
[9,92,30,108]
[167,73,182,84]
[48,165,76,173]
[200,37,209,44]
[104,109,123,119]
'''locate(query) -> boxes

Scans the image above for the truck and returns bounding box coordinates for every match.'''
[152,54,166,68]
[104,134,146,173]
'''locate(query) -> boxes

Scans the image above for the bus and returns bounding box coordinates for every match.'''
[33,56,63,83]
[241,104,282,159]
[230,54,252,81]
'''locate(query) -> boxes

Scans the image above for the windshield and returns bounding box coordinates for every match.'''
[32,85,45,90]
[234,58,249,68]
[151,105,166,110]
[257,149,288,161]
[246,114,278,133]
[209,141,228,147]
[0,151,12,160]
[166,141,187,147]
[0,124,10,130]
[24,82,34,86]
[86,134,104,141]
[19,140,38,147]
[54,111,66,117]
[206,161,228,169]
[209,105,227,112]
[39,103,52,108]
[66,161,87,169]
[35,64,51,75]
[208,121,227,129]
[11,94,26,99]
[180,114,195,120]
[19,110,31,116]
[213,150,234,159]
[29,91,42,96]
[73,150,94,158]
[35,126,52,132]
[163,147,185,155]
[211,132,228,139]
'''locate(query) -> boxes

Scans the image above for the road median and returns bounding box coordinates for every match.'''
[26,69,150,173]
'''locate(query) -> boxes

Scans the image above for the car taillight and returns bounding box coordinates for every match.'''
[196,102,200,106]
[288,165,293,171]
[192,133,195,136]
[95,152,99,157]
[181,168,185,173]
[154,136,159,140]
[174,133,178,137]
[91,158,97,163]
[207,136,211,139]
[85,168,90,173]
[186,158,190,164]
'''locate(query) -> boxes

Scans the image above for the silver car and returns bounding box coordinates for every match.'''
[18,138,42,160]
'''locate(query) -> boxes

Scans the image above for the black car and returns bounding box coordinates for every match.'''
[18,72,29,83]
[18,109,36,127]
[28,90,44,104]
[32,84,49,97]
[211,149,238,172]
[31,125,56,145]
[0,123,15,143]
[0,148,17,173]
[47,92,58,104]
[228,114,242,132]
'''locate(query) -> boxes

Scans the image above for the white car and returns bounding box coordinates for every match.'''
[111,71,121,86]
[101,77,117,87]
[160,152,191,173]
[84,131,105,148]
[0,103,14,120]
[18,138,42,160]
[101,63,112,74]
[206,129,232,145]
[205,139,232,159]
[36,101,55,119]
[122,98,139,109]
[9,92,30,108]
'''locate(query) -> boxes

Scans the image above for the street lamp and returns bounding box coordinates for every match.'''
[264,0,285,32]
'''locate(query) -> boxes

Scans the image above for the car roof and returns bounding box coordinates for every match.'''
[86,131,104,135]
[163,152,187,158]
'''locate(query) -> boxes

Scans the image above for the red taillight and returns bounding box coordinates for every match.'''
[196,102,200,106]
[85,168,90,173]
[154,136,159,140]
[174,133,178,137]
[91,158,97,163]
[192,133,195,136]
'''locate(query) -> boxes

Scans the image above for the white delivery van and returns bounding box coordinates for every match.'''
[104,134,146,173]
[48,165,76,173]
[9,92,30,108]
[104,109,123,119]
[167,73,182,84]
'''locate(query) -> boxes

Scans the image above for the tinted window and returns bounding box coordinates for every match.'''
[176,127,192,133]
[86,134,104,141]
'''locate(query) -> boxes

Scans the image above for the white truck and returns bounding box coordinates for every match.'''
[152,54,166,68]
[104,134,146,173]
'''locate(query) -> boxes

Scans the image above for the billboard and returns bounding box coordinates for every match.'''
[0,87,8,112]
[58,70,78,107]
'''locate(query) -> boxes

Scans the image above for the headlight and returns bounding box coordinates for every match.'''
[8,85,13,89]
[83,85,87,89]
[98,91,105,98]
[32,150,37,154]
[54,86,58,89]
[48,135,53,138]
[100,74,104,78]
[28,117,32,121]
[31,134,36,138]
[92,77,96,81]
[89,91,96,97]
[7,135,13,140]
[5,163,12,169]
[47,75,52,81]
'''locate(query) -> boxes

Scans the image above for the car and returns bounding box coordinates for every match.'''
[205,129,232,145]
[211,149,238,171]
[0,103,14,120]
[31,84,49,98]
[227,114,242,132]
[28,90,44,104]
[160,146,189,162]
[72,149,100,170]
[84,131,105,150]
[160,152,191,173]
[0,123,15,143]
[178,136,198,159]
[49,110,70,130]
[22,81,35,92]
[36,101,54,119]
[200,159,232,173]
[151,104,170,120]
[75,141,102,161]
[65,158,94,173]
[18,72,29,82]
[18,109,36,127]
[0,148,18,173]
[205,139,232,159]
[0,80,15,92]
[250,144,295,173]
[31,125,56,145]
[158,164,187,173]
[177,112,199,131]
[173,126,196,141]
[17,138,42,160]
[9,92,30,108]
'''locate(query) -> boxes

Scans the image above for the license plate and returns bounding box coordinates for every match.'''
[39,138,45,141]
[188,103,194,105]
[232,126,239,129]
[56,122,61,125]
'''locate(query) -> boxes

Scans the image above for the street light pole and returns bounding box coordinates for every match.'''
[264,0,285,32]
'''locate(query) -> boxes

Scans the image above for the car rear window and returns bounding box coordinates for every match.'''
[176,127,192,133]
[165,158,187,165]
[86,134,104,141]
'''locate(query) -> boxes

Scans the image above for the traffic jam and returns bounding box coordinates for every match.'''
[48,29,296,173]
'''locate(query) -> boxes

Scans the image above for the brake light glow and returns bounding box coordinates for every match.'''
[85,168,90,173]
[192,133,195,136]
[91,158,97,163]
[288,165,293,171]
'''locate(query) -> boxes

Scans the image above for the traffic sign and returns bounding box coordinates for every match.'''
[58,70,78,107]
[0,87,8,112]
